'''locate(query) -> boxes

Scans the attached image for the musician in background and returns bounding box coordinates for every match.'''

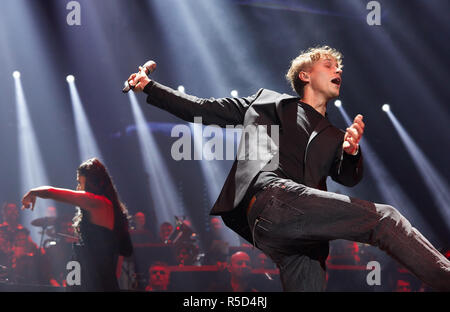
[118,211,156,291]
[0,202,41,284]
[203,217,229,265]
[1,203,33,241]
[130,211,155,244]
[145,261,170,292]
[158,222,173,244]
[207,251,259,292]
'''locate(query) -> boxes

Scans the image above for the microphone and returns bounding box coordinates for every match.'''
[122,60,157,93]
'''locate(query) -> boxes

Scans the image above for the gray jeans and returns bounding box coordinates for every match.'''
[247,178,450,291]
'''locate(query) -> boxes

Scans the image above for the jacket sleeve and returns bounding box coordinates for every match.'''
[329,145,364,187]
[143,81,262,127]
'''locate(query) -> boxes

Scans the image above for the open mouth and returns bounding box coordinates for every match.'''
[331,78,341,86]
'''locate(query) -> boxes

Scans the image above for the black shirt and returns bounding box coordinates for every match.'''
[71,211,120,291]
[249,101,325,195]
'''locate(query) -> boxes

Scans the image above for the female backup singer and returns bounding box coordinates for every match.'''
[21,158,132,291]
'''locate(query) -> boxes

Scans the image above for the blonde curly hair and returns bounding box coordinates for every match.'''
[286,46,343,97]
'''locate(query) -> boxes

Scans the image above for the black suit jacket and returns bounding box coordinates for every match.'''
[144,81,363,244]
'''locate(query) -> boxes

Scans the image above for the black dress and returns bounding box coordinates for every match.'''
[70,210,120,291]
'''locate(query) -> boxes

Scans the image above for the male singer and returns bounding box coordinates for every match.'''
[126,46,450,291]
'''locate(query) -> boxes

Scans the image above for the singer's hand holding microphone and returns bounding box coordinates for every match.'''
[123,60,156,93]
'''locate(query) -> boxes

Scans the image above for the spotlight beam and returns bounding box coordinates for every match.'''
[67,79,102,162]
[386,111,450,228]
[128,92,183,225]
[148,1,231,95]
[190,122,241,246]
[14,74,55,242]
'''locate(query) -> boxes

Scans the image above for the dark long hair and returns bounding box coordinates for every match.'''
[77,158,132,256]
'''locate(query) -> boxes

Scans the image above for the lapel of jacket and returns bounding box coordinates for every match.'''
[275,94,300,130]
[303,116,332,165]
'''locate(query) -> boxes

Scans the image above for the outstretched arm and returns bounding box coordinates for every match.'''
[21,186,109,213]
[127,66,261,127]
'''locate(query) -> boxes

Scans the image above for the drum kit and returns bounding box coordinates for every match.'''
[31,215,79,247]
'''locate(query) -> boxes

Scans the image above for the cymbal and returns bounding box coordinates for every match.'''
[31,217,57,227]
